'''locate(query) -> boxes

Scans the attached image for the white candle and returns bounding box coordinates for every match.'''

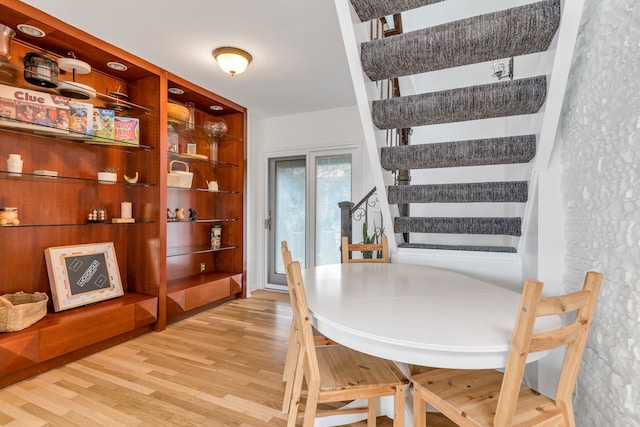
[121,202,132,219]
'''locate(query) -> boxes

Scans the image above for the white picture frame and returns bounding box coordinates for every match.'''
[44,242,124,312]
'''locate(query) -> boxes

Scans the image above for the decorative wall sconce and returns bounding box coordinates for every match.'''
[212,47,252,76]
[492,57,514,80]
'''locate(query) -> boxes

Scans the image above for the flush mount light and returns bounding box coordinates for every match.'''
[17,23,46,37]
[210,105,223,111]
[168,87,184,95]
[212,47,252,76]
[107,61,127,71]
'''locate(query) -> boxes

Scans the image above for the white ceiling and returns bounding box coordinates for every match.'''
[22,0,356,118]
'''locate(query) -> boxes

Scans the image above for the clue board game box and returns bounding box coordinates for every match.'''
[0,84,69,134]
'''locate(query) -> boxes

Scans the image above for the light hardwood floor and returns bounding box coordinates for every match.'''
[0,290,451,426]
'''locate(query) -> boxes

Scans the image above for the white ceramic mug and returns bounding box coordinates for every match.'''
[207,180,218,191]
[7,154,22,175]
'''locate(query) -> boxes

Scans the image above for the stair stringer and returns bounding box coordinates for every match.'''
[517,0,586,255]
[334,0,399,254]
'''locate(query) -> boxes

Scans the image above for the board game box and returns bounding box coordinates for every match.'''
[0,84,69,134]
[92,108,115,142]
[68,101,93,138]
[113,117,139,145]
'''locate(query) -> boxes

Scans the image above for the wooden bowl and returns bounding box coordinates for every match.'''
[167,103,190,124]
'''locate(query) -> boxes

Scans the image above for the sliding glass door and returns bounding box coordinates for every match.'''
[267,150,354,288]
[314,155,352,266]
[267,156,307,286]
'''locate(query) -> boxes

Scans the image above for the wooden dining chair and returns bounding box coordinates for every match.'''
[411,271,603,427]
[341,235,389,263]
[284,258,408,427]
[280,241,335,414]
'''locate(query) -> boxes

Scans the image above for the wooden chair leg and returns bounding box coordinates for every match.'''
[282,322,299,413]
[302,380,321,427]
[283,322,296,382]
[282,340,299,413]
[413,385,426,427]
[393,385,405,427]
[287,350,305,427]
[368,397,377,427]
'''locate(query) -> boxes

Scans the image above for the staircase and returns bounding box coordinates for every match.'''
[335,0,581,257]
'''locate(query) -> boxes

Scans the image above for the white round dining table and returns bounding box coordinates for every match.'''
[302,262,559,370]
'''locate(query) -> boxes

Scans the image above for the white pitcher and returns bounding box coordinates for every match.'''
[206,180,219,191]
[7,154,22,175]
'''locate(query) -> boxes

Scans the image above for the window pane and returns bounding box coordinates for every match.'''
[315,155,351,266]
[275,159,306,274]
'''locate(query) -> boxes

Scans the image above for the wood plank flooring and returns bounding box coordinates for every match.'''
[0,290,452,426]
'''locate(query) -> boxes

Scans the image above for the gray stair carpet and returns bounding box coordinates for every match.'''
[381,135,536,170]
[361,0,560,81]
[372,76,547,130]
[388,181,528,204]
[349,0,444,22]
[398,242,517,253]
[394,216,522,236]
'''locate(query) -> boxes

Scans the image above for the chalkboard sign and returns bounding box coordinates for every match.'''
[45,242,124,312]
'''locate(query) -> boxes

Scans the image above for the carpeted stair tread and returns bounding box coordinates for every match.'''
[361,0,560,81]
[372,76,547,130]
[381,135,536,170]
[388,181,528,204]
[349,0,444,22]
[394,216,522,236]
[398,242,517,253]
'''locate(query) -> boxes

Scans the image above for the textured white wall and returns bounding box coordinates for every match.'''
[560,1,640,425]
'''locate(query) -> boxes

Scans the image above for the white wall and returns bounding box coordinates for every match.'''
[246,105,369,292]
[559,0,640,424]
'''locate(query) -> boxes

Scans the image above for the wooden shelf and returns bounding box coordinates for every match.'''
[0,170,155,186]
[0,0,246,387]
[165,73,246,324]
[166,272,243,317]
[167,152,239,168]
[167,245,237,257]
[0,221,154,228]
[0,293,157,378]
[0,123,155,149]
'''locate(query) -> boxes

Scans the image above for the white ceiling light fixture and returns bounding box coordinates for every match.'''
[212,47,252,76]
[17,23,46,37]
[107,61,127,71]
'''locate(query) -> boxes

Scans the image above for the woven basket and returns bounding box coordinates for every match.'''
[0,291,48,332]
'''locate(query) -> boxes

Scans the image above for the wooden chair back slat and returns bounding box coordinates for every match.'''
[536,288,590,316]
[529,322,582,353]
[341,235,390,263]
